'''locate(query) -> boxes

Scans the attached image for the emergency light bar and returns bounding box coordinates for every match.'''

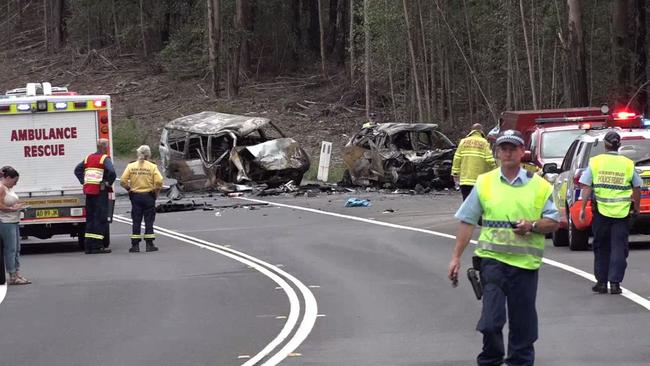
[535,115,609,123]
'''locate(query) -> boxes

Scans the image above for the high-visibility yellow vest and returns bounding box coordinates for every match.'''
[590,153,634,218]
[451,130,497,185]
[475,169,553,270]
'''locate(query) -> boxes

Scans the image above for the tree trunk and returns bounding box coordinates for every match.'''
[43,0,48,53]
[51,0,65,50]
[112,0,120,52]
[318,0,327,77]
[139,0,148,57]
[364,0,371,118]
[231,0,247,97]
[333,0,347,65]
[519,0,538,109]
[634,0,647,114]
[403,0,424,121]
[207,0,221,97]
[567,0,589,106]
[349,0,355,82]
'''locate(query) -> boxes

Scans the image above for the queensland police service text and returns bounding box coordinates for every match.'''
[10,127,78,157]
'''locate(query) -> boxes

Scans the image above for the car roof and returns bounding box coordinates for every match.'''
[576,128,650,143]
[534,124,590,132]
[372,123,440,135]
[164,111,270,136]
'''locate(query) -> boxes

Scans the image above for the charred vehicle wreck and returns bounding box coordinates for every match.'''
[341,123,456,189]
[159,112,310,191]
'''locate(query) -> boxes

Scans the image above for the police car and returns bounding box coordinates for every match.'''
[543,128,650,250]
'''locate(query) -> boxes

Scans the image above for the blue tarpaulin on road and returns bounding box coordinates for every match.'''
[344,198,371,207]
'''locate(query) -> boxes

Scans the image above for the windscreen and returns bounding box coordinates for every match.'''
[590,138,650,163]
[540,129,586,159]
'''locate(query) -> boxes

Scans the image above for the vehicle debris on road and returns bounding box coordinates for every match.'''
[344,198,372,207]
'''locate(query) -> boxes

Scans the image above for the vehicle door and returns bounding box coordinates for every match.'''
[553,140,580,220]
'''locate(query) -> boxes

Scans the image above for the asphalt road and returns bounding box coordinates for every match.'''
[1,188,649,366]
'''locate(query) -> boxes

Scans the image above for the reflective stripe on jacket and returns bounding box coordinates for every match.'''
[590,154,634,218]
[451,130,496,186]
[475,169,552,270]
[83,153,107,195]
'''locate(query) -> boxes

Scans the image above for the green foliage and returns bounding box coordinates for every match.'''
[112,118,146,157]
[303,162,345,184]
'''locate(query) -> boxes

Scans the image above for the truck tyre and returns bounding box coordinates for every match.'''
[552,228,569,247]
[568,213,589,251]
[77,224,86,251]
[102,226,110,248]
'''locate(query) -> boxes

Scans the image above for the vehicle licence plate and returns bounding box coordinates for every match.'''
[36,209,59,218]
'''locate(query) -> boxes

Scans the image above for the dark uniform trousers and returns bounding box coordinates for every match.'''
[591,211,629,283]
[130,192,156,243]
[477,258,538,366]
[85,191,109,252]
[0,237,5,284]
[460,185,474,201]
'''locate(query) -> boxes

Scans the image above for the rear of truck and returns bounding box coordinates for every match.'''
[0,83,113,248]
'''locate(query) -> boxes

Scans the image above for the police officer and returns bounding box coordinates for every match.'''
[74,139,116,254]
[120,145,163,253]
[578,131,641,295]
[451,123,497,201]
[448,130,559,366]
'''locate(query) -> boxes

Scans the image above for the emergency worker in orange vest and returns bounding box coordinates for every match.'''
[74,139,116,254]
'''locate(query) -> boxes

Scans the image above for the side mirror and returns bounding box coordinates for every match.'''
[542,163,559,175]
[544,173,558,184]
[522,150,532,162]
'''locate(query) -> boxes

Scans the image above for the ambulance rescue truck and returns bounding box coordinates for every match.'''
[0,82,114,249]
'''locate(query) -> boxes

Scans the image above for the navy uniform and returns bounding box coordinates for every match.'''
[74,147,116,254]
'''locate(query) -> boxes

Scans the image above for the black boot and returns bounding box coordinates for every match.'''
[610,282,622,295]
[592,282,608,294]
[145,240,158,252]
[129,240,140,253]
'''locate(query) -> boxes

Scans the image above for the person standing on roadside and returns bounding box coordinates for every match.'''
[579,131,641,295]
[451,123,497,201]
[120,145,163,253]
[0,166,31,285]
[74,139,116,254]
[448,130,559,366]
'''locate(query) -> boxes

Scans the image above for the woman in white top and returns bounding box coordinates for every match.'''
[0,166,30,285]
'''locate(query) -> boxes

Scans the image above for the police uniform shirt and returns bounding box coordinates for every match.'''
[455,167,560,225]
[579,152,643,188]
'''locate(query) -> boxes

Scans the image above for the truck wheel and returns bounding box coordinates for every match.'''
[568,214,589,251]
[77,227,86,251]
[552,228,569,247]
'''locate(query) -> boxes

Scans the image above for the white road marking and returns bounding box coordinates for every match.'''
[113,215,318,366]
[236,197,650,311]
[0,284,6,304]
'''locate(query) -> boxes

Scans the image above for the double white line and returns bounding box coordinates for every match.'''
[113,215,318,365]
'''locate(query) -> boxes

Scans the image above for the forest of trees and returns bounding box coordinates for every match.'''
[1,0,649,128]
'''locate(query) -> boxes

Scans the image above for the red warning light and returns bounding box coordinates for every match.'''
[613,111,636,119]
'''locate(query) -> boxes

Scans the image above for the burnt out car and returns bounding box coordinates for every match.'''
[342,123,456,189]
[159,112,310,190]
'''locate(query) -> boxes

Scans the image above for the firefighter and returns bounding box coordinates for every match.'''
[578,131,641,295]
[74,139,116,254]
[451,123,497,201]
[448,130,559,366]
[120,145,163,253]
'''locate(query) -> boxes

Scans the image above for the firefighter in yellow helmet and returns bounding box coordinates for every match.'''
[451,123,497,201]
[448,130,559,365]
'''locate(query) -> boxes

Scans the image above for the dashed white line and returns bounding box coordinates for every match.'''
[236,197,650,311]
